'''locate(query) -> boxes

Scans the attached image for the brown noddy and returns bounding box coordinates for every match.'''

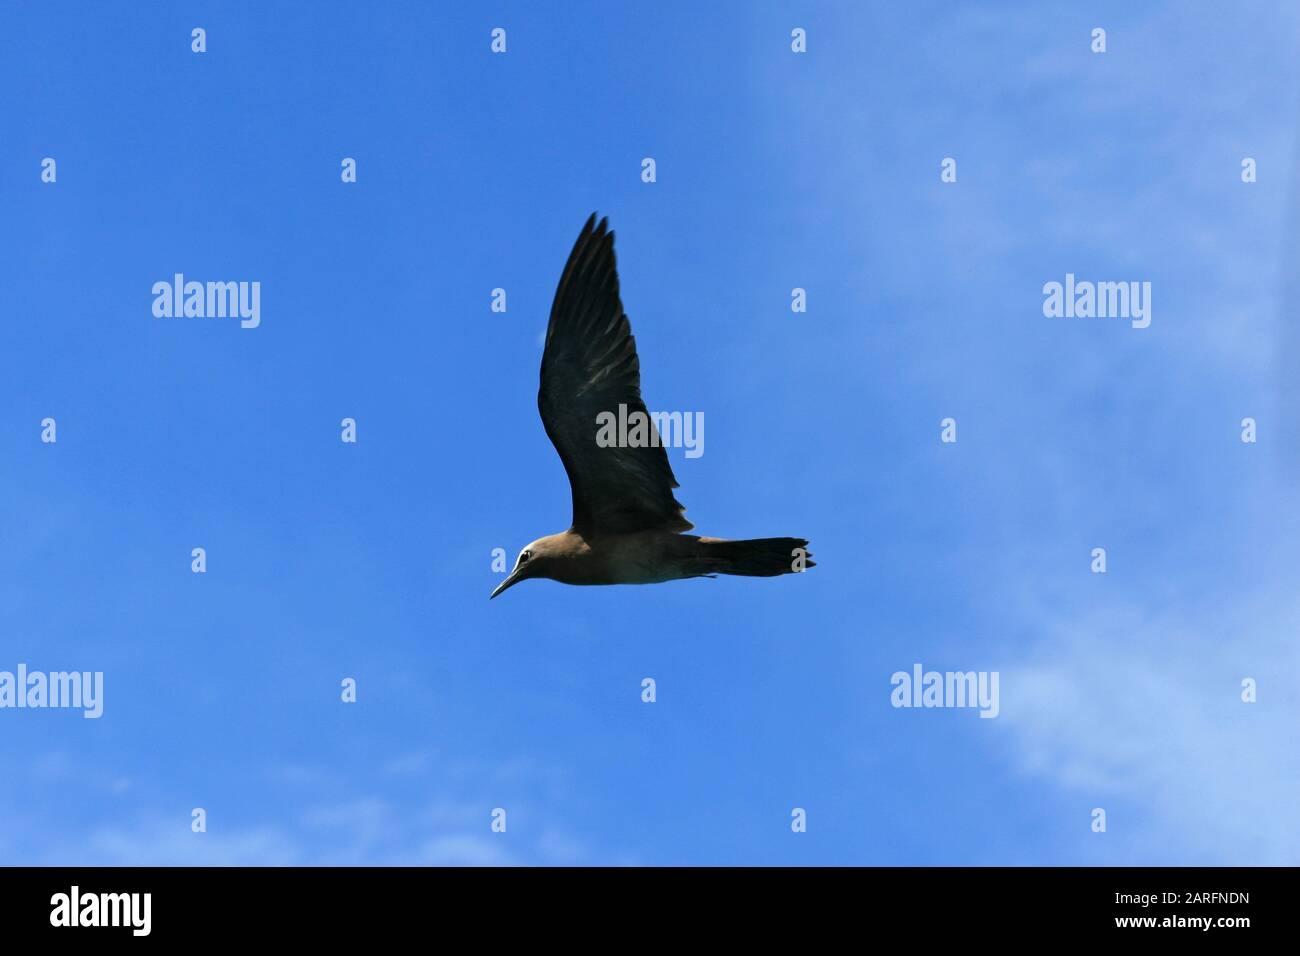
[491,214,815,599]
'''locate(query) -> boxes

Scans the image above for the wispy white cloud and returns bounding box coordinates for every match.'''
[0,750,599,866]
[999,588,1300,864]
[793,2,1300,863]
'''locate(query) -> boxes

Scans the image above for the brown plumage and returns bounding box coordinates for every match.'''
[491,214,814,599]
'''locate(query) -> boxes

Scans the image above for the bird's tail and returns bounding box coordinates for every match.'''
[697,537,815,577]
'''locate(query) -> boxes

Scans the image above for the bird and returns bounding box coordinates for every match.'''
[490,214,815,599]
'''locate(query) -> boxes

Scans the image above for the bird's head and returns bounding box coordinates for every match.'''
[489,536,560,599]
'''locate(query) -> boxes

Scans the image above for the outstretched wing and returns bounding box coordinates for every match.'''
[537,214,691,536]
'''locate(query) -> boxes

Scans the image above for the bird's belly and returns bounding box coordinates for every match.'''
[577,534,697,585]
[605,562,680,585]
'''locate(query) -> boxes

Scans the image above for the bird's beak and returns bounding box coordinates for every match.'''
[490,569,523,600]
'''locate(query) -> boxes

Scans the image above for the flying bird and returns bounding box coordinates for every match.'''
[491,214,814,599]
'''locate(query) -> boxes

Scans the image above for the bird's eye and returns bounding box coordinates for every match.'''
[519,550,532,564]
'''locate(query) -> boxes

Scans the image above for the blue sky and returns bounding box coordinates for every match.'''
[2,0,1298,865]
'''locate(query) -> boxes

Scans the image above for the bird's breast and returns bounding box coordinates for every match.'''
[559,532,698,586]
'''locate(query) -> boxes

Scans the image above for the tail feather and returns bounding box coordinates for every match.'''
[699,537,815,577]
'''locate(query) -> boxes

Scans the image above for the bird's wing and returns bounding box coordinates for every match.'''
[537,214,692,536]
